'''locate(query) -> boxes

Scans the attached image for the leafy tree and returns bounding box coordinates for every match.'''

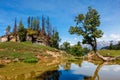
[117,41,120,50]
[27,28,37,43]
[50,29,61,49]
[18,20,26,42]
[69,44,83,56]
[69,7,106,60]
[83,47,90,54]
[109,42,114,50]
[60,41,70,52]
[67,42,83,56]
[6,25,11,41]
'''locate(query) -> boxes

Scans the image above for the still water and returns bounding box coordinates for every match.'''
[37,61,120,80]
[0,61,120,80]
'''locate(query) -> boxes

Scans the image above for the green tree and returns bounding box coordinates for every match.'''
[13,18,18,41]
[18,20,26,42]
[27,28,37,43]
[116,41,120,50]
[46,16,52,37]
[50,29,61,49]
[46,17,52,46]
[109,42,114,50]
[28,16,31,28]
[69,7,106,60]
[6,25,11,41]
[60,41,70,52]
[6,25,11,35]
[83,47,90,54]
[42,16,46,35]
[69,43,83,56]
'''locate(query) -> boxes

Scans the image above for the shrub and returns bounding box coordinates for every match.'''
[24,57,38,63]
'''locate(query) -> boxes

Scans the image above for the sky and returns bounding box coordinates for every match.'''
[0,0,120,45]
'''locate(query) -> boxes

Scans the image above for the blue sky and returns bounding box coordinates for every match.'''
[0,0,120,45]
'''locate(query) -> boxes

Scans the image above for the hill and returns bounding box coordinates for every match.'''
[0,42,68,64]
[85,50,120,62]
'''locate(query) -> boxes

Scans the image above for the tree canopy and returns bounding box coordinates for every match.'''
[69,7,103,53]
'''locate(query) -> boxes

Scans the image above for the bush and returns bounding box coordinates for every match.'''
[69,45,84,56]
[24,57,38,63]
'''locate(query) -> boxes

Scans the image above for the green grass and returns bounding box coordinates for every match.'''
[98,50,120,57]
[23,57,38,63]
[0,41,56,60]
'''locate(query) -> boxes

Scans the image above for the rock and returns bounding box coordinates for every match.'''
[13,58,19,62]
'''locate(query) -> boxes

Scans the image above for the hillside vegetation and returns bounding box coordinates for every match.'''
[98,50,120,57]
[85,50,120,62]
[0,42,67,63]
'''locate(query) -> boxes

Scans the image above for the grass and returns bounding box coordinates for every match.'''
[23,57,38,63]
[98,50,120,57]
[0,41,57,60]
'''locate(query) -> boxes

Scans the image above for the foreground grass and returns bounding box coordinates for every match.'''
[98,50,120,57]
[0,41,62,61]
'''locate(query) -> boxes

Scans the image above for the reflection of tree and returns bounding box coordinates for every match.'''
[64,62,71,71]
[36,70,61,80]
[91,62,103,80]
[86,62,104,80]
[74,60,83,67]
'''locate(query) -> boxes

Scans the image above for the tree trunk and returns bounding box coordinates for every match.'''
[92,38,120,61]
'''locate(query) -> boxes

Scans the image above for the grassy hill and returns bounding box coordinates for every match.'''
[98,50,120,57]
[0,42,67,63]
[85,49,120,62]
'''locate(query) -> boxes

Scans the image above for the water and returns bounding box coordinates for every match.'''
[37,61,120,80]
[0,61,120,80]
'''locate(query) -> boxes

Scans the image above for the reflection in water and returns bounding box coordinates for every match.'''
[36,70,92,80]
[0,61,120,80]
[91,62,104,80]
[0,71,36,80]
[0,64,5,68]
[36,70,61,80]
[36,61,93,80]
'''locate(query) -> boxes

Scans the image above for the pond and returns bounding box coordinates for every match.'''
[0,61,120,80]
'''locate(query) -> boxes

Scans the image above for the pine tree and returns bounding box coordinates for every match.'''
[6,25,11,41]
[46,16,52,37]
[13,18,18,41]
[28,16,31,28]
[50,29,61,49]
[18,20,26,42]
[42,16,46,35]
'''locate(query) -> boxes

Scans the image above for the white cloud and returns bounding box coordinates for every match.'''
[74,37,78,40]
[98,33,120,41]
[110,34,120,40]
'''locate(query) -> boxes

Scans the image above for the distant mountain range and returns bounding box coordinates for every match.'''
[97,41,118,49]
[83,40,119,50]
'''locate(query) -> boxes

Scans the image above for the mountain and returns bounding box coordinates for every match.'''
[83,41,119,50]
[97,41,119,49]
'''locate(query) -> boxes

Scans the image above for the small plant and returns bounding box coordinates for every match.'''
[23,57,38,63]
